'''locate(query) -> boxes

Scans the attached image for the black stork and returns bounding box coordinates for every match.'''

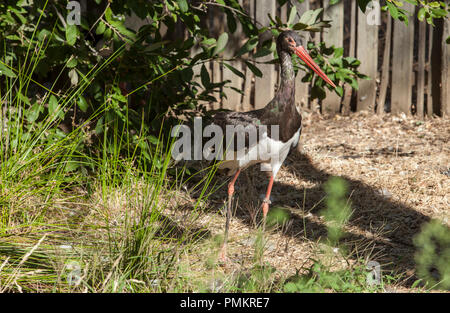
[211,30,336,261]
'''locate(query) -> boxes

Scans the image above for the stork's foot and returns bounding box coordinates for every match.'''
[261,199,271,229]
[218,244,231,266]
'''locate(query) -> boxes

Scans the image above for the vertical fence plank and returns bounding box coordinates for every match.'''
[378,14,392,114]
[190,48,205,111]
[242,0,254,111]
[280,1,287,25]
[210,6,225,110]
[254,1,276,109]
[322,0,343,114]
[442,18,450,116]
[277,2,288,89]
[310,0,321,113]
[427,24,433,116]
[293,0,310,110]
[202,0,442,116]
[391,3,414,115]
[222,6,244,110]
[356,5,378,112]
[342,0,356,115]
[417,19,426,118]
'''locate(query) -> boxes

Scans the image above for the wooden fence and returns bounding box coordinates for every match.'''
[198,0,450,117]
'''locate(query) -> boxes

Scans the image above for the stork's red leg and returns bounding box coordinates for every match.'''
[261,175,274,228]
[219,169,241,262]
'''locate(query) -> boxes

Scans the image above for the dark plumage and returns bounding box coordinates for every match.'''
[209,30,335,262]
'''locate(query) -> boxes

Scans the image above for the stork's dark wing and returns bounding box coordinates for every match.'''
[209,109,267,153]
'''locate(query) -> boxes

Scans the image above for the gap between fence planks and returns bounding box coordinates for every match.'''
[377,14,391,115]
[427,24,433,117]
[442,18,450,117]
[416,16,426,118]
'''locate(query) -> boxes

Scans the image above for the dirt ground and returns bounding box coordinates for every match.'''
[173,111,449,291]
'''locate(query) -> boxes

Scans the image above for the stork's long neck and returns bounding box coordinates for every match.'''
[267,49,296,111]
[279,50,296,89]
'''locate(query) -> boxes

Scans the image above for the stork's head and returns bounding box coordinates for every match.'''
[277,30,336,88]
[277,30,305,54]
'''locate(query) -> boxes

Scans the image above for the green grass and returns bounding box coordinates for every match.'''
[1,7,447,293]
[0,71,444,292]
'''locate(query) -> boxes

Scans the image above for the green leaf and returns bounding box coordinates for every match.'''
[344,57,361,66]
[77,95,88,112]
[430,8,448,18]
[357,0,372,13]
[66,57,77,68]
[254,47,273,58]
[429,1,441,8]
[48,95,58,114]
[245,61,262,77]
[149,135,159,145]
[65,160,80,173]
[417,7,426,21]
[288,5,297,25]
[335,86,343,97]
[66,24,77,46]
[334,47,344,58]
[411,279,422,289]
[26,103,42,122]
[68,69,78,86]
[223,63,245,79]
[202,38,216,46]
[292,22,309,31]
[0,62,17,78]
[49,95,64,119]
[236,36,258,57]
[104,7,136,41]
[177,0,188,12]
[386,2,399,19]
[200,64,210,88]
[226,11,237,33]
[299,8,323,25]
[213,33,229,56]
[95,21,106,35]
[95,117,104,135]
[311,84,326,100]
[147,40,170,52]
[350,78,359,90]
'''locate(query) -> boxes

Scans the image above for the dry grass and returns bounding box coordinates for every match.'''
[168,111,449,291]
[1,112,447,292]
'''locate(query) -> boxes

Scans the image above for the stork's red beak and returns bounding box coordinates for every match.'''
[294,46,336,88]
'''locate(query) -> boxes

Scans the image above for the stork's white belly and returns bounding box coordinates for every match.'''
[218,127,301,177]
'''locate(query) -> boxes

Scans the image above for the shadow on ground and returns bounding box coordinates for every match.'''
[179,149,435,286]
